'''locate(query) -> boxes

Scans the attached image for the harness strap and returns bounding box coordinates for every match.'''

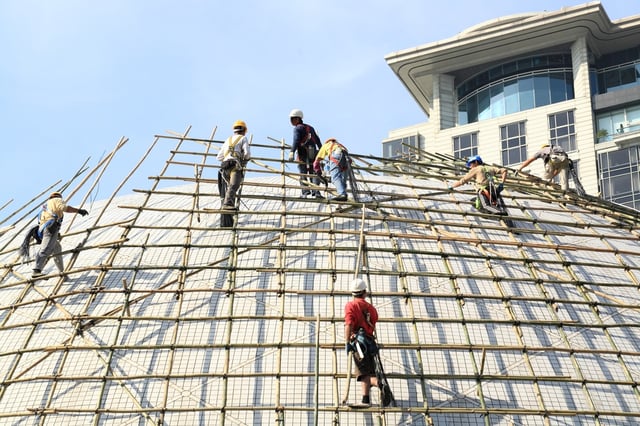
[37,204,61,239]
[226,135,244,159]
[328,141,349,171]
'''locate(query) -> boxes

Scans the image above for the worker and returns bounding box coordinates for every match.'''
[344,278,389,406]
[288,109,323,198]
[313,138,351,202]
[516,144,570,190]
[217,120,251,209]
[22,191,88,278]
[448,155,507,213]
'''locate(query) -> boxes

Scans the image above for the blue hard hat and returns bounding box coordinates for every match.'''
[465,155,483,167]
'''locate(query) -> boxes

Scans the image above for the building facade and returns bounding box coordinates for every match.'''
[384,2,640,208]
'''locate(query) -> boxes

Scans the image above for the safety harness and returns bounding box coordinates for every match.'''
[328,140,349,171]
[19,203,62,260]
[543,145,568,165]
[221,135,245,171]
[480,166,500,206]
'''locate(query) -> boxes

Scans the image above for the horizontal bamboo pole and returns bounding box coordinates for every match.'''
[3,404,638,418]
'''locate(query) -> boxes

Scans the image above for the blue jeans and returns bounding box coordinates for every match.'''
[329,151,348,197]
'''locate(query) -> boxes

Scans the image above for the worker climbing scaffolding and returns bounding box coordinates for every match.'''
[448,155,515,227]
[314,138,361,202]
[448,155,506,211]
[516,144,585,195]
[343,278,395,408]
[217,120,251,226]
[288,109,323,199]
[19,191,88,278]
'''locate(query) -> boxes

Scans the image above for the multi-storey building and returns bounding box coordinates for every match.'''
[384,1,640,208]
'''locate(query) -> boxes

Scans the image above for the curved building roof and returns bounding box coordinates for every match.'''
[385,1,640,116]
[1,129,640,425]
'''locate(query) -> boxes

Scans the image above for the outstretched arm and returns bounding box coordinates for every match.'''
[64,206,88,216]
[500,169,507,183]
[517,156,536,173]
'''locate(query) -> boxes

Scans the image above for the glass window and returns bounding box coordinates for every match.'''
[534,74,551,107]
[477,88,491,121]
[620,66,637,88]
[453,132,478,160]
[628,105,640,123]
[383,135,419,160]
[518,77,535,110]
[548,110,576,152]
[597,58,640,93]
[490,85,505,118]
[456,60,576,124]
[604,69,620,89]
[458,100,469,125]
[598,146,640,208]
[466,97,478,124]
[500,121,527,166]
[549,72,568,102]
[595,105,640,138]
[504,79,519,114]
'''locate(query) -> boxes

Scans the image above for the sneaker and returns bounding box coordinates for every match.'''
[331,194,347,202]
[222,204,236,210]
[32,269,44,279]
[313,193,324,199]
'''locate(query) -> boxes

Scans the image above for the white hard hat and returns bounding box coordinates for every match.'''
[351,278,367,295]
[289,109,303,119]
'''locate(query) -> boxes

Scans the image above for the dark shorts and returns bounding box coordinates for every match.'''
[354,354,376,381]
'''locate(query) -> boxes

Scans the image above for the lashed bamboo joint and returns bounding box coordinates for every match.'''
[0,127,639,425]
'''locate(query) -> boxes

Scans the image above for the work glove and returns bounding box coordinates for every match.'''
[77,209,88,217]
[288,152,294,162]
[313,160,321,174]
[345,342,354,354]
[497,183,504,193]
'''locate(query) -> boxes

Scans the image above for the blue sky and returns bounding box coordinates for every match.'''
[0,0,634,210]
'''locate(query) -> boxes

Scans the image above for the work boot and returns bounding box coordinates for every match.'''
[31,269,46,280]
[361,395,370,406]
[331,194,347,202]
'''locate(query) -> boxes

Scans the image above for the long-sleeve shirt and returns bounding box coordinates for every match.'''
[290,123,322,156]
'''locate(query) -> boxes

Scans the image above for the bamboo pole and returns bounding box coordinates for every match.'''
[2,126,640,423]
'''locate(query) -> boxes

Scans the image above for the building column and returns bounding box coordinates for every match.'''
[432,74,456,130]
[571,36,592,99]
[571,35,598,195]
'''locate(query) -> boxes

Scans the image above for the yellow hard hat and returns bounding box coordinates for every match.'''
[49,192,62,199]
[233,120,247,130]
[540,143,550,149]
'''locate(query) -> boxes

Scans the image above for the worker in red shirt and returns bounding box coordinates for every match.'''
[344,278,381,406]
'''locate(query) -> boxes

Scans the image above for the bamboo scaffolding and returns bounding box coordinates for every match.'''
[2,128,640,424]
[0,404,638,418]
